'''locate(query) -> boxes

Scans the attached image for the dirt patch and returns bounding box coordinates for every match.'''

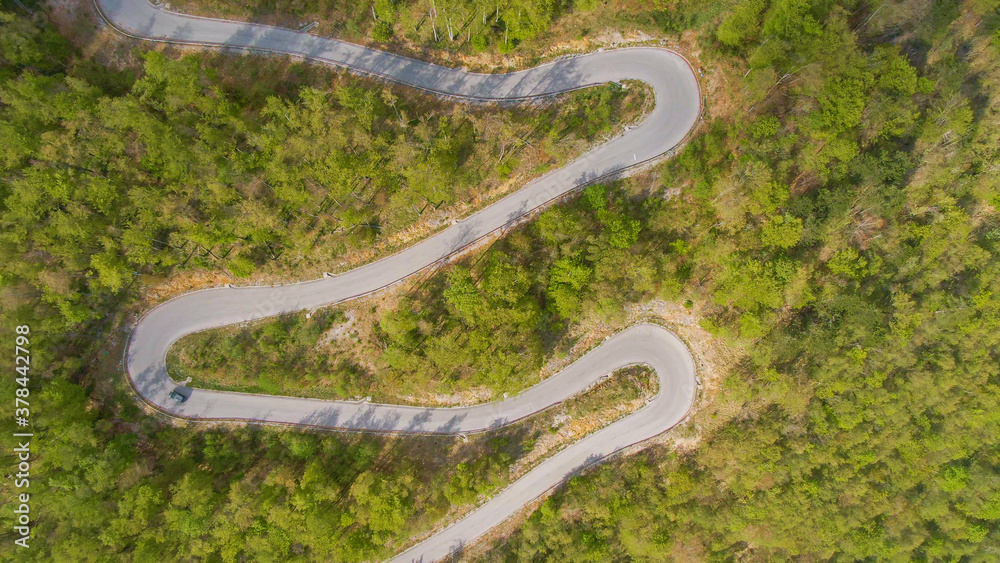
[319,309,355,343]
[47,0,84,28]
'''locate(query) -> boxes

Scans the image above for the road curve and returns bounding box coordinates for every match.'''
[98,1,700,560]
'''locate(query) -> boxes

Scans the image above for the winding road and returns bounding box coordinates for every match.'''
[97,1,702,560]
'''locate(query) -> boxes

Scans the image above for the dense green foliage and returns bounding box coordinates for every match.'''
[179,0,1000,560]
[0,10,643,560]
[168,309,372,398]
[168,0,733,57]
[171,181,658,401]
[0,375,538,560]
[479,1,1000,560]
[378,182,657,394]
[0,34,477,324]
[167,0,573,52]
[0,17,639,331]
[3,0,1000,561]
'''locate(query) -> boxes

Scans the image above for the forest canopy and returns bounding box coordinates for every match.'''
[2,0,1000,561]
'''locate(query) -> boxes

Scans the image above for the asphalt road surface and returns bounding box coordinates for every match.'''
[97,1,701,560]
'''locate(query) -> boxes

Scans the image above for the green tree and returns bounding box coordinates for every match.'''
[716,0,766,48]
[760,214,803,249]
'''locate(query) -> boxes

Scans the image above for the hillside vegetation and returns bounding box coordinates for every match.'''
[1,0,999,561]
[481,1,1000,560]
